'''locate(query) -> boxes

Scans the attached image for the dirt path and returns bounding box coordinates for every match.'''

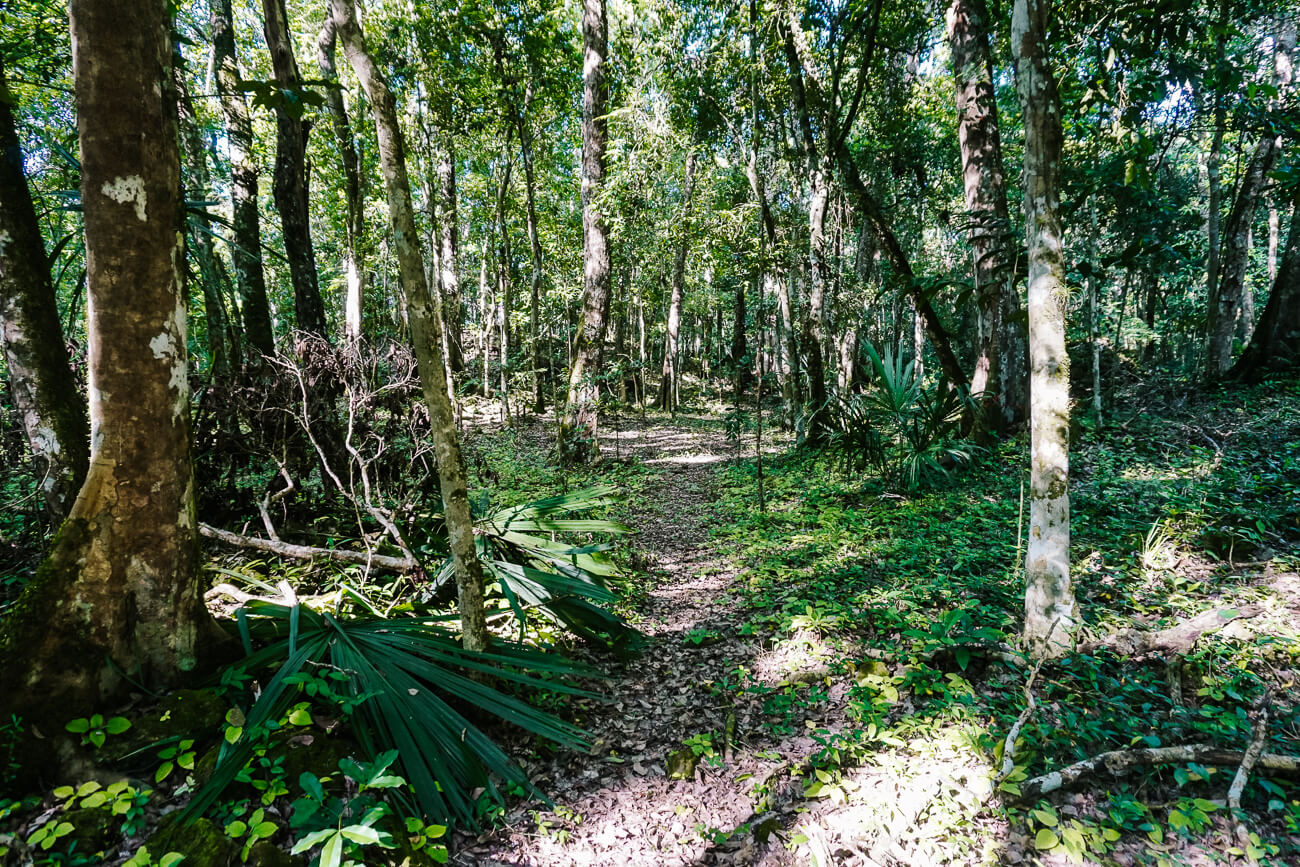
[455,416,813,866]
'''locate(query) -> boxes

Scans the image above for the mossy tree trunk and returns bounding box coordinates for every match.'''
[330,0,489,652]
[559,0,612,465]
[0,59,90,522]
[0,0,221,728]
[1013,0,1076,658]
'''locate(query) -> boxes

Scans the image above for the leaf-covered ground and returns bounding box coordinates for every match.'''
[459,379,1300,866]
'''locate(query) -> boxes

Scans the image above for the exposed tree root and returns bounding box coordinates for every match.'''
[1228,697,1270,844]
[1078,604,1264,657]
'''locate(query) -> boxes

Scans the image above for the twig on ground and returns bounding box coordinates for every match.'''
[1228,695,1270,844]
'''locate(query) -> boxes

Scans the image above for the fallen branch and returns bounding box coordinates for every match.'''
[996,657,1046,785]
[1078,604,1264,657]
[200,523,417,572]
[1011,744,1300,803]
[1228,697,1270,844]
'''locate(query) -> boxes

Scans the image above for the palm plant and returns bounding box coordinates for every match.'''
[423,486,642,652]
[830,343,975,489]
[184,601,598,827]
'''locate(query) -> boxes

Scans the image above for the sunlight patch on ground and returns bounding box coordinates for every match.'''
[644,452,726,466]
[796,726,1004,866]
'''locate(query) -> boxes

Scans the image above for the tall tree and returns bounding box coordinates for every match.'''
[1205,18,1294,377]
[0,59,90,521]
[329,0,488,651]
[657,149,698,411]
[1231,200,1300,379]
[318,16,367,342]
[946,0,1026,431]
[211,0,275,358]
[262,0,328,337]
[559,0,612,464]
[0,0,221,723]
[1013,0,1076,658]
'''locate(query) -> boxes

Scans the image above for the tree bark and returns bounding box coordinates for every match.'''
[1205,18,1293,378]
[514,87,547,413]
[175,56,231,378]
[657,150,697,412]
[1,0,221,726]
[211,0,274,358]
[946,0,1025,432]
[262,0,327,337]
[1013,0,1076,658]
[1231,197,1300,379]
[318,17,367,342]
[330,0,488,652]
[437,147,465,372]
[559,0,611,465]
[0,59,90,521]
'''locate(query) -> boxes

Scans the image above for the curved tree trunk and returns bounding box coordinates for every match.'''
[1013,0,1076,659]
[947,0,1025,432]
[0,59,90,521]
[318,17,367,342]
[657,150,698,412]
[1,0,221,727]
[330,0,488,652]
[559,0,611,465]
[211,0,274,359]
[262,0,327,337]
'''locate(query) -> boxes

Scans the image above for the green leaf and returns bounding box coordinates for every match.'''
[1033,829,1060,849]
[224,726,243,744]
[65,718,90,734]
[290,828,336,854]
[226,821,248,838]
[156,761,175,783]
[1032,809,1058,827]
[105,716,132,734]
[251,821,278,840]
[319,833,344,867]
[340,825,382,845]
[160,854,186,867]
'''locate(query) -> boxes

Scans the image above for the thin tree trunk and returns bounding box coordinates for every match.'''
[1088,199,1102,424]
[1268,206,1280,283]
[657,150,697,411]
[0,59,90,521]
[262,0,327,337]
[775,271,800,428]
[515,88,547,413]
[1013,0,1076,658]
[330,0,488,651]
[318,17,366,341]
[947,0,1023,432]
[2,0,221,726]
[175,57,230,378]
[437,147,465,372]
[211,0,274,358]
[559,0,611,464]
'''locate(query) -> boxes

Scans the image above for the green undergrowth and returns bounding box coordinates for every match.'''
[707,377,1300,864]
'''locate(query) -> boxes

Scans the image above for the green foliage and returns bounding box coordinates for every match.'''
[186,600,598,828]
[828,343,974,490]
[64,713,130,749]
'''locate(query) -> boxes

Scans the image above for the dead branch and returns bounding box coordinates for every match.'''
[200,522,417,572]
[1011,744,1300,803]
[996,656,1046,784]
[1228,696,1270,844]
[1078,604,1264,657]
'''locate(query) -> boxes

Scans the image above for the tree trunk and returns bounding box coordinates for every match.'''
[330,0,488,652]
[437,148,465,372]
[175,57,230,378]
[515,89,547,413]
[657,150,697,411]
[1231,198,1300,379]
[946,0,1024,432]
[0,59,90,521]
[559,0,611,464]
[1205,18,1293,378]
[318,17,366,342]
[494,155,513,407]
[1,0,221,727]
[1013,0,1076,658]
[211,0,274,358]
[775,271,800,428]
[262,0,327,337]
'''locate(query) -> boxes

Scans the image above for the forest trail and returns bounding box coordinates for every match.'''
[457,414,817,866]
